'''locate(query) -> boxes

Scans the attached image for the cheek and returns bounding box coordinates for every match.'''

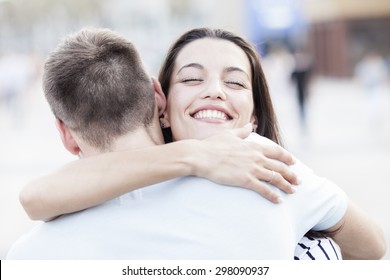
[233,94,255,123]
[167,88,182,114]
[166,90,190,140]
[167,85,197,118]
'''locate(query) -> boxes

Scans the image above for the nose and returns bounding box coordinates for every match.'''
[200,79,226,100]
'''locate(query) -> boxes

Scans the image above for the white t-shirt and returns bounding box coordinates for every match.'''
[7,134,348,260]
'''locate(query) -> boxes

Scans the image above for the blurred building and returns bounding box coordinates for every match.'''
[245,0,390,78]
[244,0,308,56]
[0,0,244,75]
[304,0,390,77]
[1,0,389,77]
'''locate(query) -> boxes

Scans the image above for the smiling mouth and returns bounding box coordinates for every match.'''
[192,110,232,121]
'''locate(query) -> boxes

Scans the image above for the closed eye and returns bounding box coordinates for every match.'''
[181,78,203,84]
[225,80,247,89]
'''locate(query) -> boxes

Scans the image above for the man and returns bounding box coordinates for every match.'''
[6,28,353,259]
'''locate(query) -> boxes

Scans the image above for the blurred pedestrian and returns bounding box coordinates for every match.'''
[354,50,389,129]
[291,46,313,131]
[0,52,36,126]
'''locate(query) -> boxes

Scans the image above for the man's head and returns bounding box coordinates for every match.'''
[43,27,160,153]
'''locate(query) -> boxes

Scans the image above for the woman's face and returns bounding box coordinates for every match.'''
[166,38,255,141]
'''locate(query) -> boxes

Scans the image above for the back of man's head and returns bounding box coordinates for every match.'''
[43,27,155,150]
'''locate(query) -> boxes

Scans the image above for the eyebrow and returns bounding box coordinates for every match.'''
[177,63,204,74]
[177,63,250,79]
[225,66,250,79]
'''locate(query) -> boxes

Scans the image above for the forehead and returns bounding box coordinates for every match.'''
[174,38,251,73]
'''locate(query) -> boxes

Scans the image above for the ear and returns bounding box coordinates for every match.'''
[251,114,258,132]
[159,111,171,129]
[151,77,170,128]
[152,77,166,116]
[55,119,81,155]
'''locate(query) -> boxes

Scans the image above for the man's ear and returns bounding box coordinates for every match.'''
[55,119,81,155]
[151,77,170,128]
[152,77,166,116]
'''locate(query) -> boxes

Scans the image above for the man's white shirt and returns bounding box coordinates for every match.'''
[7,133,348,260]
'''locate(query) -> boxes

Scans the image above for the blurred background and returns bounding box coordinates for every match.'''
[1,0,389,259]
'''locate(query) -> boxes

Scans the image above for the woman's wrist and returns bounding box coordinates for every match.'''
[170,139,205,178]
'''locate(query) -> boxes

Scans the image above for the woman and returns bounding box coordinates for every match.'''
[157,27,385,260]
[20,28,386,260]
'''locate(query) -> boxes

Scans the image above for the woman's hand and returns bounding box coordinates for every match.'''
[20,124,298,221]
[191,124,299,203]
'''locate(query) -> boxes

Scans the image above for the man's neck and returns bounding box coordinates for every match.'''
[77,120,165,158]
[109,127,164,152]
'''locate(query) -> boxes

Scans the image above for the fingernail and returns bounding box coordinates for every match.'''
[291,187,297,193]
[243,123,252,129]
[291,156,297,164]
[276,197,284,203]
[296,177,302,185]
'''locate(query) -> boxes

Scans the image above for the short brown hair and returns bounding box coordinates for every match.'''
[43,27,155,150]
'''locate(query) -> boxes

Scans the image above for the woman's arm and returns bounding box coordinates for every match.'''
[20,126,299,221]
[325,200,386,259]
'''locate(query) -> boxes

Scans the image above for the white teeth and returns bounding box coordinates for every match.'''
[193,110,228,120]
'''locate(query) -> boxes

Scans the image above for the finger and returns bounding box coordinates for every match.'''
[229,123,252,139]
[262,144,295,166]
[264,159,300,185]
[265,170,297,194]
[255,166,296,194]
[246,179,283,204]
[253,151,299,185]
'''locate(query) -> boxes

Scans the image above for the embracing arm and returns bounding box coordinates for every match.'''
[20,126,299,221]
[325,200,386,259]
[20,142,196,221]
